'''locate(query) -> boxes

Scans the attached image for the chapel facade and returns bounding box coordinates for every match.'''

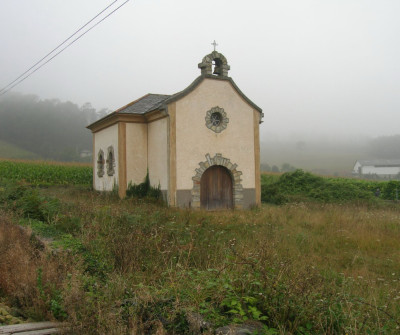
[87,50,263,209]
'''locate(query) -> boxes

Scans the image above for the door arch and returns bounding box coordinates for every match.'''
[191,153,243,209]
[200,165,233,210]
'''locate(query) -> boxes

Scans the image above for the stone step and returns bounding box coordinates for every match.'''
[0,322,59,335]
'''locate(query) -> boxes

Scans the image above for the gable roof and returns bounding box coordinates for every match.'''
[160,75,262,113]
[87,75,262,131]
[113,76,262,115]
[86,94,170,131]
[356,159,400,167]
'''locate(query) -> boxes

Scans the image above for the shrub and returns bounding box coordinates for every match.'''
[381,180,400,200]
[126,171,162,200]
[16,189,60,223]
[0,179,60,223]
[261,170,376,204]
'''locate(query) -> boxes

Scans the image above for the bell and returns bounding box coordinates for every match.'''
[213,66,221,75]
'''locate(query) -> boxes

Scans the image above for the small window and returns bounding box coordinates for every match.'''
[205,106,229,133]
[106,146,115,176]
[97,149,105,178]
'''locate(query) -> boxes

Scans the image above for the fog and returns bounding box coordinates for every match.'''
[1,0,400,164]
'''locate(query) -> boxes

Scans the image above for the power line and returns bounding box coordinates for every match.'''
[0,0,120,94]
[0,0,130,97]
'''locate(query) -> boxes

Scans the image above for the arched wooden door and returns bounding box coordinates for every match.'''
[200,165,233,210]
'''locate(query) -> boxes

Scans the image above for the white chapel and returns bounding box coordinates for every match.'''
[87,49,263,209]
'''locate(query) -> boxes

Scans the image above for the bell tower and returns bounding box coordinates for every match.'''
[198,49,230,77]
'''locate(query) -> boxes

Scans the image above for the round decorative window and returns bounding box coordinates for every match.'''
[205,106,229,133]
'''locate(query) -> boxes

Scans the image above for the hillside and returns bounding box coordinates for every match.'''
[260,135,400,176]
[260,138,367,176]
[0,140,40,160]
[0,93,109,162]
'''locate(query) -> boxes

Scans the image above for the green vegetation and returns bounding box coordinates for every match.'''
[126,171,162,200]
[0,165,400,335]
[0,163,399,334]
[0,160,92,185]
[261,169,399,204]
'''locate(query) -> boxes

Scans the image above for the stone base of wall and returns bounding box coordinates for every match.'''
[242,188,256,209]
[161,190,168,202]
[176,190,192,208]
[175,188,256,209]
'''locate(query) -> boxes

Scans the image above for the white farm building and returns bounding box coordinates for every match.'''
[352,159,400,178]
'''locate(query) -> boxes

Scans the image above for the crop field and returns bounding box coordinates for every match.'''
[0,161,400,334]
[0,159,92,185]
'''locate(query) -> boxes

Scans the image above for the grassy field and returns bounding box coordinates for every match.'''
[0,161,400,334]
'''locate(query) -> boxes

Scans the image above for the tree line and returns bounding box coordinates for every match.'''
[0,93,110,161]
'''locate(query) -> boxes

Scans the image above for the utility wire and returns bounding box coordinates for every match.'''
[0,0,119,94]
[0,0,129,96]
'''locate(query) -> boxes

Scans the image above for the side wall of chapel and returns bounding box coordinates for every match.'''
[125,123,148,186]
[148,118,169,192]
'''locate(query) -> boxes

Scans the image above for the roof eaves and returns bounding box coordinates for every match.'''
[86,111,118,130]
[357,159,400,166]
[114,94,151,114]
[162,76,205,106]
[227,76,262,113]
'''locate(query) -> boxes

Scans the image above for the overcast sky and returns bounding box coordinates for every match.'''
[1,0,399,141]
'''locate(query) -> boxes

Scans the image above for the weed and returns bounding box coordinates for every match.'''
[126,171,162,200]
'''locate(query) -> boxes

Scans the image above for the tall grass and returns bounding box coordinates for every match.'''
[1,179,399,334]
[0,212,72,322]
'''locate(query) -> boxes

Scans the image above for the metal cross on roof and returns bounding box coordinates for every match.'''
[211,40,218,51]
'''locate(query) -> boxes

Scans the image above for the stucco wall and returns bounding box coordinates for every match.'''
[148,118,168,190]
[126,123,148,186]
[94,124,118,191]
[175,78,256,190]
[362,166,400,175]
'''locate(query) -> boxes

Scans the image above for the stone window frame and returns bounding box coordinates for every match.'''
[205,106,229,133]
[97,149,105,178]
[191,153,243,209]
[106,146,115,176]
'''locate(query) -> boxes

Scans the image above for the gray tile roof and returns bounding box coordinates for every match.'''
[117,94,170,114]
